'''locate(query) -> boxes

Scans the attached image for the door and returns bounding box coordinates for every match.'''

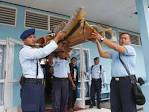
[70,45,90,108]
[0,39,22,112]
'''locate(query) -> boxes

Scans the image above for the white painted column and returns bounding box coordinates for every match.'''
[4,39,14,110]
[136,0,149,111]
[79,45,86,108]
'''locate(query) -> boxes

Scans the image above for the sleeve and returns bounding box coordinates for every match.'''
[67,62,70,74]
[52,58,56,66]
[107,50,115,59]
[123,45,136,56]
[23,40,58,59]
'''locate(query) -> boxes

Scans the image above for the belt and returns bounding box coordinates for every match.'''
[53,76,68,80]
[92,78,101,80]
[112,75,135,81]
[24,78,45,85]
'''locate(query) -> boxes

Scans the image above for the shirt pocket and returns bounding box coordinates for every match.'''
[54,61,61,67]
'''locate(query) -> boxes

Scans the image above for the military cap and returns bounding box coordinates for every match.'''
[20,28,35,40]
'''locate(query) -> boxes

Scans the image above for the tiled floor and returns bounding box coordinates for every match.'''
[45,101,111,112]
[45,101,143,112]
[75,108,110,112]
[45,108,110,112]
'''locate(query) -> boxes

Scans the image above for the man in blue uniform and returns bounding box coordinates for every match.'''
[91,32,137,112]
[19,28,65,112]
[88,57,104,109]
[51,49,70,112]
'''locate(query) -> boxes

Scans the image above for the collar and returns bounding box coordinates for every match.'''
[23,45,32,48]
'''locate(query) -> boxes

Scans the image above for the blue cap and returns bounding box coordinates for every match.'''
[20,28,35,40]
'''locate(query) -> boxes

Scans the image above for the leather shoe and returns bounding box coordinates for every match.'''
[97,105,101,109]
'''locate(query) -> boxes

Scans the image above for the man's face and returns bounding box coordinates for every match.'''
[23,35,36,46]
[57,51,67,59]
[94,59,99,65]
[119,34,131,46]
[71,58,77,66]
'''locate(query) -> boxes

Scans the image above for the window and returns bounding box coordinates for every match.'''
[50,16,68,32]
[130,34,142,45]
[25,11,49,30]
[0,5,16,26]
[95,24,117,42]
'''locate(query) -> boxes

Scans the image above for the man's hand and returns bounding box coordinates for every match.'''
[72,83,76,90]
[53,31,66,43]
[48,55,53,64]
[87,30,103,42]
[102,83,106,88]
[90,31,103,41]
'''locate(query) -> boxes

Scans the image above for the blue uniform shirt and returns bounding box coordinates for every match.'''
[88,64,105,83]
[108,45,136,77]
[53,57,70,78]
[19,40,58,79]
[88,64,103,79]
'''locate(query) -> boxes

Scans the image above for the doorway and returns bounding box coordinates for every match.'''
[70,46,90,108]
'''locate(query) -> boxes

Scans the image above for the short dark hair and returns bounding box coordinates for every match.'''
[94,57,99,61]
[71,57,77,61]
[119,32,131,38]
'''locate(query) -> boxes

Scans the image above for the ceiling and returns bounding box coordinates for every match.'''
[1,0,149,33]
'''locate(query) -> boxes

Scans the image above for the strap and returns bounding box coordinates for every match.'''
[100,65,102,73]
[36,59,38,79]
[119,54,131,76]
[119,53,136,83]
[99,65,103,79]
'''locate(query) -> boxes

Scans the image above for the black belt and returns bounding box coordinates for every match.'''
[53,76,68,80]
[92,78,101,80]
[24,78,45,85]
[112,75,135,81]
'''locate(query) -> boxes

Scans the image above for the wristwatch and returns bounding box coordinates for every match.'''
[100,36,105,42]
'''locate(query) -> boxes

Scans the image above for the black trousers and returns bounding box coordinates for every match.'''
[90,78,102,106]
[52,77,69,112]
[68,81,77,109]
[20,80,45,112]
[110,76,137,112]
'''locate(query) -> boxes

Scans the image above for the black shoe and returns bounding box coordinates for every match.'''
[93,103,96,106]
[89,105,93,108]
[97,105,101,109]
[68,108,74,112]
